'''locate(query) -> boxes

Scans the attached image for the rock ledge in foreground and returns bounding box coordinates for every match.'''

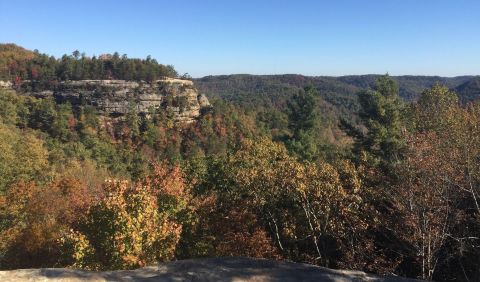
[0,257,421,282]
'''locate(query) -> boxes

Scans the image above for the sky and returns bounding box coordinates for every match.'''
[0,0,479,77]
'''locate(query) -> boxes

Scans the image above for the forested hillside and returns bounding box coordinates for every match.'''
[456,76,480,103]
[0,45,479,281]
[194,73,480,158]
[194,74,480,124]
[0,44,178,86]
[195,74,477,103]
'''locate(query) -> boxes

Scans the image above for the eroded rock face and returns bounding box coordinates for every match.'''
[2,78,210,124]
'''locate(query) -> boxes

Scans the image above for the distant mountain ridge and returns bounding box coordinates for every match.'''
[455,76,480,103]
[195,74,478,104]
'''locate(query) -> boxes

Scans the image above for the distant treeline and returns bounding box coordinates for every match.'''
[0,44,178,86]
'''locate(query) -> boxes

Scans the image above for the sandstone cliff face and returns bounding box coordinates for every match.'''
[1,78,210,123]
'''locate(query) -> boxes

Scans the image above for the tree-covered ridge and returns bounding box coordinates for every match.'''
[195,73,479,106]
[0,43,178,86]
[194,74,480,155]
[455,76,480,104]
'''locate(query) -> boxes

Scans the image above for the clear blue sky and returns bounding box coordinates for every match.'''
[1,0,479,77]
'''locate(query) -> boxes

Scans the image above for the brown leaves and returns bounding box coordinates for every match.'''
[192,138,373,268]
[392,87,480,279]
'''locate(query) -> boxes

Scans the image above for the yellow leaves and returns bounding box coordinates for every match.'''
[0,122,50,192]
[0,176,101,268]
[215,138,369,263]
[61,230,97,270]
[60,162,191,270]
[415,84,460,134]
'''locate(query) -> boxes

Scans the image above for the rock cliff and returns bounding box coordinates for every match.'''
[1,78,210,123]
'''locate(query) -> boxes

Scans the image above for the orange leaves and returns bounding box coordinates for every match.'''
[67,115,76,131]
[61,162,191,270]
[0,178,95,268]
[147,163,187,198]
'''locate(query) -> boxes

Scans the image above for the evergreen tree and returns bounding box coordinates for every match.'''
[286,86,318,160]
[126,105,141,140]
[287,86,317,138]
[355,75,406,169]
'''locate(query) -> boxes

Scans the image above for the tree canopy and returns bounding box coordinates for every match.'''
[0,44,178,86]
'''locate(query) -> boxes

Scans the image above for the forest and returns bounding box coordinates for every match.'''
[0,44,479,281]
[0,44,178,87]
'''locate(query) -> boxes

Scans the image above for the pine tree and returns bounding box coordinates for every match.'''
[286,86,318,160]
[355,75,406,169]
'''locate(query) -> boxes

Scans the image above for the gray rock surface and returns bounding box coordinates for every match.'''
[0,257,421,282]
[2,78,210,124]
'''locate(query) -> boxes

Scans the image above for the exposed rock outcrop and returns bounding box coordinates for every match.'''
[1,78,210,123]
[0,257,421,282]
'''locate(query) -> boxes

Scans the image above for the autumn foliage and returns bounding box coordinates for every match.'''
[0,179,95,268]
[60,163,191,270]
[0,163,191,270]
[1,73,480,281]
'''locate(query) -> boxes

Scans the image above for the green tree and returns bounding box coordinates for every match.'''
[413,84,459,133]
[51,103,74,141]
[0,90,20,125]
[286,86,319,160]
[287,86,317,138]
[0,122,49,193]
[125,105,141,140]
[354,75,406,169]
